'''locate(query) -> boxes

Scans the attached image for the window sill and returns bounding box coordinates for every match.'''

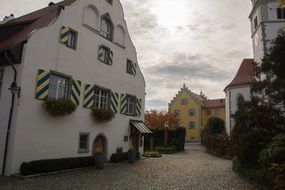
[78,149,89,154]
[99,59,112,65]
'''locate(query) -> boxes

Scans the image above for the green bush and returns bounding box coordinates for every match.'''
[233,156,274,189]
[44,99,77,117]
[259,134,285,168]
[20,156,95,176]
[142,151,162,158]
[154,146,176,154]
[92,108,115,123]
[206,117,225,134]
[110,152,128,163]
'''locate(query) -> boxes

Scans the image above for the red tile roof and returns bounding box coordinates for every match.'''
[203,99,225,108]
[0,0,76,51]
[225,59,255,90]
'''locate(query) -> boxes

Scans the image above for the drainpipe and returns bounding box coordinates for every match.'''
[1,52,18,176]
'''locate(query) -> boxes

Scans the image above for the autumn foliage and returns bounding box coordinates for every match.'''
[145,110,180,129]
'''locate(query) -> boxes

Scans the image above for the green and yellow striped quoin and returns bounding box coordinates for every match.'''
[60,26,70,45]
[35,69,50,100]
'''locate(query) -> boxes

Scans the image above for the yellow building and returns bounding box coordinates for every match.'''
[169,85,225,142]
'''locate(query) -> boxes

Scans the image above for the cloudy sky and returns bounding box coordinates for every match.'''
[0,0,253,110]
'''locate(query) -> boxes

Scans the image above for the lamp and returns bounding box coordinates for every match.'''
[9,81,21,97]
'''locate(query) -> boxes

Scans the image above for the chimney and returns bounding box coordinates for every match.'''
[0,14,15,24]
[49,2,55,6]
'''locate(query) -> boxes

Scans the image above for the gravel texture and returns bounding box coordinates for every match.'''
[0,144,256,190]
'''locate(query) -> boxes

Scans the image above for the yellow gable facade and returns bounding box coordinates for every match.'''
[169,85,226,142]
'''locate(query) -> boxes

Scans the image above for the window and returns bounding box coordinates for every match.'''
[254,16,258,29]
[105,0,113,5]
[0,68,4,98]
[180,98,188,105]
[126,60,136,75]
[126,95,136,115]
[188,122,196,129]
[94,86,110,110]
[48,73,70,100]
[98,45,113,65]
[79,133,89,153]
[100,16,113,40]
[174,109,180,116]
[116,147,123,154]
[277,7,285,19]
[67,29,77,49]
[207,110,211,116]
[237,95,245,109]
[189,109,195,116]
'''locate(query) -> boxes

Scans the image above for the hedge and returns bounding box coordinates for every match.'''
[154,146,176,154]
[20,156,95,176]
[110,151,141,163]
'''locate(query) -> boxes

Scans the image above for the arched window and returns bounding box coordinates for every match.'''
[188,109,195,116]
[237,94,245,109]
[100,14,113,41]
[83,5,99,31]
[174,110,180,117]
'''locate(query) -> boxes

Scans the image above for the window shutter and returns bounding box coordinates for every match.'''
[111,92,119,113]
[71,79,82,106]
[98,45,104,61]
[132,64,136,75]
[108,50,113,65]
[83,83,95,109]
[135,98,142,117]
[35,69,50,100]
[120,94,127,114]
[60,26,70,44]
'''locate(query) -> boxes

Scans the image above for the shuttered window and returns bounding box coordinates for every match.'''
[98,45,113,65]
[94,86,110,110]
[126,60,136,75]
[126,95,136,115]
[48,73,70,100]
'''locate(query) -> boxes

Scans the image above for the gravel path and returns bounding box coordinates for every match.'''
[0,143,255,190]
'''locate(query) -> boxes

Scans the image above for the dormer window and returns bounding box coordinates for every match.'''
[100,15,113,41]
[105,0,113,5]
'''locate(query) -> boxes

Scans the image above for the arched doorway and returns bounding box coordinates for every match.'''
[92,134,108,161]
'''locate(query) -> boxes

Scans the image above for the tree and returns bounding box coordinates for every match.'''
[232,35,285,166]
[144,110,180,129]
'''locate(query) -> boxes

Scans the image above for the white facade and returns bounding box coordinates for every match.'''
[225,85,251,134]
[250,0,285,62]
[0,0,146,176]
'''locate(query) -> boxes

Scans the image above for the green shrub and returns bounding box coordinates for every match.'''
[154,146,176,154]
[259,134,285,168]
[233,156,274,189]
[92,108,115,123]
[110,152,129,163]
[206,117,225,135]
[142,151,162,158]
[20,156,95,176]
[44,99,77,117]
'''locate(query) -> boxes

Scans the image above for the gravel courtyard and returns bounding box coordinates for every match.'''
[0,144,255,190]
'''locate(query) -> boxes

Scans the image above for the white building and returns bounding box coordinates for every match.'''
[250,0,285,62]
[0,0,150,176]
[224,59,254,134]
[225,0,285,134]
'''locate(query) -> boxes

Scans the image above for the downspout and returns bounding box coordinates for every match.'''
[1,52,17,176]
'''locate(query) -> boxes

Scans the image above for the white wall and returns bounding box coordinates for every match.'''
[225,85,251,134]
[4,0,146,175]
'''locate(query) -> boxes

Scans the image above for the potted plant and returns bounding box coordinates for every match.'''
[128,144,136,163]
[92,108,115,123]
[94,147,104,169]
[44,99,77,117]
